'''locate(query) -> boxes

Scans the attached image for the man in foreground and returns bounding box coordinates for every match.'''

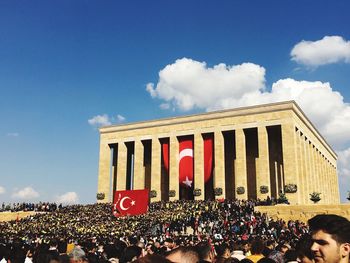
[308,214,350,263]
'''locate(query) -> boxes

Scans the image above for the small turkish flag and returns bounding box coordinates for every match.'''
[113,189,149,217]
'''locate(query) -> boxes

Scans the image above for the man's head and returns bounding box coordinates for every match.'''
[308,214,350,263]
[195,241,215,262]
[215,243,231,259]
[69,247,88,263]
[250,239,265,255]
[166,246,199,263]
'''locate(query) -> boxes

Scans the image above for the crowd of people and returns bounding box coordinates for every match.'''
[0,202,61,213]
[0,199,349,263]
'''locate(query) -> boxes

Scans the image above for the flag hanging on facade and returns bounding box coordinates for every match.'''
[179,137,194,188]
[113,189,149,217]
[203,135,213,183]
[162,140,169,173]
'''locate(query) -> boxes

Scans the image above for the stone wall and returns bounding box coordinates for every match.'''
[255,204,350,222]
[2,204,350,223]
[0,211,37,222]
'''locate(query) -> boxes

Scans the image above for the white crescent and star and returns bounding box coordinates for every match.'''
[179,147,193,187]
[119,196,136,211]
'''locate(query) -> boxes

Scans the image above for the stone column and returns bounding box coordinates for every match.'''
[316,151,322,203]
[256,126,270,200]
[281,122,299,204]
[323,157,329,204]
[117,141,127,191]
[151,137,161,202]
[327,162,331,204]
[194,132,204,200]
[97,141,112,203]
[298,133,305,204]
[313,149,320,202]
[330,163,335,203]
[133,139,145,190]
[302,133,309,204]
[235,128,248,200]
[214,130,225,199]
[169,135,179,201]
[322,162,333,204]
[326,162,331,204]
[308,143,316,194]
[316,150,322,204]
[305,140,312,203]
[302,137,310,204]
[274,162,279,196]
[295,130,303,204]
[329,165,333,203]
[334,166,340,203]
[319,154,325,203]
[314,149,320,202]
[333,165,339,203]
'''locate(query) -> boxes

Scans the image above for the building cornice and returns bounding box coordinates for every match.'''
[99,100,337,159]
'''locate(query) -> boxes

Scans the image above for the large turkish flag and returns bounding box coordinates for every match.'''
[203,135,213,183]
[113,189,149,217]
[179,137,194,188]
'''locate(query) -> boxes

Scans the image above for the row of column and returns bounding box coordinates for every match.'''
[121,127,272,202]
[98,126,271,202]
[294,128,339,204]
[98,122,339,204]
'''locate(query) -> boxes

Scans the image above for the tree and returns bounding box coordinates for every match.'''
[278,192,289,204]
[310,192,321,203]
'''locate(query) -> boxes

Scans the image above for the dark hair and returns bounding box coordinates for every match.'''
[122,245,142,262]
[133,254,172,263]
[257,258,275,263]
[240,259,254,263]
[166,246,199,262]
[308,214,350,244]
[265,240,275,247]
[195,241,212,260]
[295,234,313,260]
[284,249,298,262]
[223,258,240,263]
[215,243,230,258]
[250,239,265,255]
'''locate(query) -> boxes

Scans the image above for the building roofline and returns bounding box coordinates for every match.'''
[100,100,337,158]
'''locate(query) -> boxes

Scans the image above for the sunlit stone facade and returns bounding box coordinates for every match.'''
[97,101,339,205]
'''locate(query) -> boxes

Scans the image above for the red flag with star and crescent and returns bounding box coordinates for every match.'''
[113,189,149,217]
[179,137,194,188]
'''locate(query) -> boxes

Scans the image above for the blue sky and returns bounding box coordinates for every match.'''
[1,1,350,204]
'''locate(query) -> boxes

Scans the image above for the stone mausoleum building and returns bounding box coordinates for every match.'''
[97,101,339,205]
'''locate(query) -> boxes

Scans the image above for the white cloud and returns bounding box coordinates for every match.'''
[7,132,19,137]
[146,57,266,111]
[56,192,79,204]
[160,103,170,110]
[267,79,350,148]
[147,58,350,146]
[148,57,350,200]
[146,83,157,98]
[12,187,39,199]
[88,114,112,127]
[338,148,350,179]
[337,147,350,200]
[116,114,126,123]
[291,36,350,67]
[88,114,126,128]
[0,186,5,194]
